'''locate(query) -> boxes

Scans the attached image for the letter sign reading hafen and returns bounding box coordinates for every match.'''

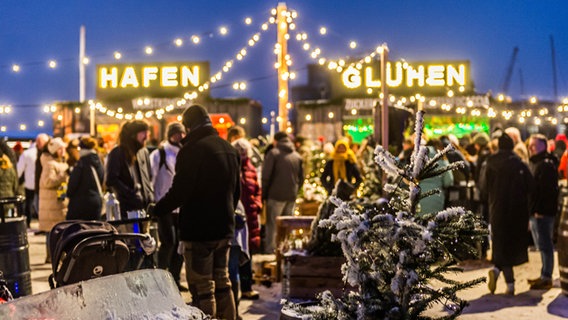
[96,62,210,102]
[336,60,472,97]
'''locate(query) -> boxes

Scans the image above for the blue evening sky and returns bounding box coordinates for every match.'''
[0,1,566,138]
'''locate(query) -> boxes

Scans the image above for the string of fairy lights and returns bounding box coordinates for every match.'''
[1,6,568,133]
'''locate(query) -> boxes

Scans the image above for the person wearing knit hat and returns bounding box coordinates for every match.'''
[482,127,533,295]
[67,135,104,221]
[149,121,187,292]
[181,104,212,132]
[47,137,67,156]
[167,122,186,140]
[38,136,69,262]
[472,132,490,147]
[151,103,240,319]
[261,129,303,254]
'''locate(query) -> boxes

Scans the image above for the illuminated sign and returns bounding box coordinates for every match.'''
[332,60,472,97]
[96,61,210,102]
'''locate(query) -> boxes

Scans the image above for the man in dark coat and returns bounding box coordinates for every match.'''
[152,105,240,320]
[261,131,303,254]
[482,131,533,295]
[527,133,559,290]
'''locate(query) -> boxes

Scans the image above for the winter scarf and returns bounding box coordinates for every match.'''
[330,140,356,184]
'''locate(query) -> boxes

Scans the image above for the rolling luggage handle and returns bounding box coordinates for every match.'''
[0,196,25,223]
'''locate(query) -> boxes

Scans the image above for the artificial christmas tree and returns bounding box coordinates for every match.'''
[283,111,487,320]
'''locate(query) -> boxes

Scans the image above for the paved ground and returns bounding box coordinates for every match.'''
[24,220,568,319]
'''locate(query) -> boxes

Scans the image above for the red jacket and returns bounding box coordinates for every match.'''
[240,157,262,250]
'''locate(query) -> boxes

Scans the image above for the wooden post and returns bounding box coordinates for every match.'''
[276,3,289,132]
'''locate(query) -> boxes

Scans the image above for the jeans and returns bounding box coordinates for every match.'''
[228,245,241,309]
[264,199,295,253]
[530,215,555,279]
[183,239,236,320]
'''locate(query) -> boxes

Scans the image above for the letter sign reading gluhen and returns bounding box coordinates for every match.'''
[340,61,468,91]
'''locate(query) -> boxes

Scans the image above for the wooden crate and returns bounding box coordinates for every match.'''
[283,255,348,299]
[298,200,321,216]
[275,216,315,281]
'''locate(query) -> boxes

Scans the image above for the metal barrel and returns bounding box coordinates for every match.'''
[0,196,32,297]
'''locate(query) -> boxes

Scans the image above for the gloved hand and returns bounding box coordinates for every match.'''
[141,236,157,255]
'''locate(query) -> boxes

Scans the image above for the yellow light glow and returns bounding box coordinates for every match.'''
[318,58,326,65]
[349,41,357,49]
[38,120,44,127]
[43,106,50,113]
[319,27,327,35]
[82,57,90,65]
[497,94,505,102]
[305,114,312,121]
[519,117,525,123]
[366,88,373,94]
[239,82,247,90]
[0,127,5,132]
[219,26,228,35]
[245,17,252,25]
[174,38,183,46]
[351,109,357,115]
[303,43,310,50]
[261,23,268,30]
[74,107,81,114]
[262,117,268,124]
[12,64,20,72]
[530,96,538,104]
[114,52,122,60]
[191,36,200,44]
[219,117,225,124]
[447,90,454,98]
[328,112,334,119]
[458,86,465,92]
[289,23,296,30]
[239,117,246,125]
[289,72,296,80]
[48,60,57,68]
[145,46,153,55]
[271,8,277,15]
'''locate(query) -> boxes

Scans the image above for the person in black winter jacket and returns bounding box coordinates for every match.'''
[483,131,534,295]
[67,136,104,220]
[527,133,559,290]
[152,105,240,320]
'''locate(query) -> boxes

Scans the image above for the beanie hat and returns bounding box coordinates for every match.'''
[472,132,490,146]
[47,137,67,155]
[166,122,185,139]
[273,131,289,142]
[232,137,252,158]
[498,132,514,150]
[79,136,98,150]
[182,105,212,131]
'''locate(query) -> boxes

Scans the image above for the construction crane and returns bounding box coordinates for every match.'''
[501,46,519,95]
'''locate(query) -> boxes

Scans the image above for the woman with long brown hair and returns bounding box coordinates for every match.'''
[105,120,154,219]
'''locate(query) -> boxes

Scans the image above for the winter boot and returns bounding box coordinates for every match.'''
[505,282,515,295]
[487,267,500,294]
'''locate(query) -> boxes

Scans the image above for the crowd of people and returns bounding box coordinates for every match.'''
[2,105,567,317]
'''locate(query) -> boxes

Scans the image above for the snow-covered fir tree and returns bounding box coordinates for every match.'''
[285,111,487,320]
